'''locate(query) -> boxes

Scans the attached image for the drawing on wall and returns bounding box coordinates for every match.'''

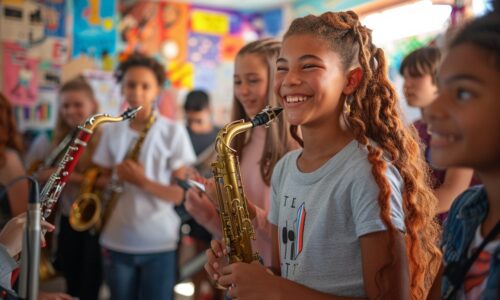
[3,42,39,105]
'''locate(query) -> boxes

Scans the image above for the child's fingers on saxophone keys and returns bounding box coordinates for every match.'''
[210,239,225,257]
[205,248,221,280]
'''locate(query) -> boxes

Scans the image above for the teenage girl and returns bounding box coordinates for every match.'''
[26,77,102,300]
[185,38,295,267]
[206,11,441,300]
[425,6,500,299]
[400,47,474,222]
[92,53,196,300]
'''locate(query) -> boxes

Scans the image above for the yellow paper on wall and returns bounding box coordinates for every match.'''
[191,10,229,35]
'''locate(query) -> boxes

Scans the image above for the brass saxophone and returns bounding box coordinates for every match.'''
[212,106,283,263]
[69,111,156,232]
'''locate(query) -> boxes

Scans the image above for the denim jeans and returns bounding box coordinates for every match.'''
[102,248,177,300]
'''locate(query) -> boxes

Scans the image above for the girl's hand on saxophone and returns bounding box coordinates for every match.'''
[205,239,230,287]
[116,159,147,186]
[218,261,279,300]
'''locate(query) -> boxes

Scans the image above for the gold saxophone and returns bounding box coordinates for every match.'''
[212,106,283,263]
[69,111,156,232]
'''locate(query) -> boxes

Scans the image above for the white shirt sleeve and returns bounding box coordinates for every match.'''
[0,244,17,292]
[92,124,114,169]
[168,124,196,171]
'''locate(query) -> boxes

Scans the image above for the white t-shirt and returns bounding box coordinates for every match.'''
[269,140,405,297]
[457,226,500,300]
[93,115,196,253]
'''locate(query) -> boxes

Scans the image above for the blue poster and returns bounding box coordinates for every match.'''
[72,0,117,58]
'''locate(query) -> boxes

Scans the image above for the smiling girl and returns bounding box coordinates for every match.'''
[205,11,441,300]
[425,6,500,299]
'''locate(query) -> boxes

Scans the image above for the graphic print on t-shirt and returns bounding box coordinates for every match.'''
[463,250,492,299]
[280,194,306,277]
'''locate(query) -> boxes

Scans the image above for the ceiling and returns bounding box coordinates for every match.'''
[170,0,296,10]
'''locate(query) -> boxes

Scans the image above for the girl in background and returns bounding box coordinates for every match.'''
[92,53,196,300]
[400,47,473,222]
[25,77,102,300]
[185,39,295,268]
[0,93,28,226]
[425,6,500,299]
[207,11,441,300]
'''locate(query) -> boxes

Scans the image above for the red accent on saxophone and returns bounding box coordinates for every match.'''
[39,107,142,220]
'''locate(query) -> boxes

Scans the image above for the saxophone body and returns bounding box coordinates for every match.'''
[69,110,155,232]
[212,106,282,263]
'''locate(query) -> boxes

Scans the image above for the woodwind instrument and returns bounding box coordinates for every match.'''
[40,107,141,221]
[27,130,75,175]
[69,110,156,232]
[212,106,282,263]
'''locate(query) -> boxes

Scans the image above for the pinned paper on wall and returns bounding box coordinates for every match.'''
[220,35,244,61]
[73,0,117,58]
[188,33,220,68]
[160,2,189,62]
[0,1,45,44]
[119,2,161,57]
[44,0,66,37]
[191,10,230,35]
[83,70,122,116]
[14,87,57,132]
[3,42,39,105]
[167,60,194,89]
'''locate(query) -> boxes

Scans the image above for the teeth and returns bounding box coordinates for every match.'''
[285,96,308,103]
[430,132,457,142]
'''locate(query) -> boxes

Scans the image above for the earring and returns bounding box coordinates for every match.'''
[340,95,353,131]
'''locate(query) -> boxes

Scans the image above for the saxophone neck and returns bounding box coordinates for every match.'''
[80,106,142,132]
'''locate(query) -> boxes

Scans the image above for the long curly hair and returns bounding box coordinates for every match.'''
[284,12,441,299]
[0,93,23,167]
[232,39,294,185]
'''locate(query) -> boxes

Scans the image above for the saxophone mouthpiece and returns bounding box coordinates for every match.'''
[122,106,143,120]
[251,106,283,127]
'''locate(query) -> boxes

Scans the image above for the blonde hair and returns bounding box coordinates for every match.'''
[231,38,293,184]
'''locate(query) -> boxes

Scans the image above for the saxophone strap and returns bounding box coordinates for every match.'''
[128,110,157,160]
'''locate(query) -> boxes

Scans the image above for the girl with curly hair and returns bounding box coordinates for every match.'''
[206,11,441,300]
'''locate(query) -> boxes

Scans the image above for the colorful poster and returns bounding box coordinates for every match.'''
[220,35,245,61]
[160,2,189,62]
[44,0,66,37]
[72,0,117,58]
[167,61,193,89]
[0,1,45,44]
[14,87,57,132]
[188,33,220,68]
[191,10,230,35]
[3,42,39,105]
[118,2,161,58]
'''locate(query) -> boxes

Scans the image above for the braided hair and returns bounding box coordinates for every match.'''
[284,11,441,299]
